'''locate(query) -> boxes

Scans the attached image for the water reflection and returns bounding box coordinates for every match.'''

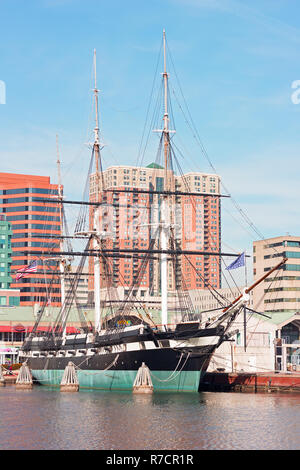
[0,387,299,450]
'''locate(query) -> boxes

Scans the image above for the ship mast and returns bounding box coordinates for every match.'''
[56,134,69,338]
[56,134,66,309]
[93,49,100,177]
[160,30,172,328]
[56,134,72,338]
[163,29,169,181]
[92,49,102,333]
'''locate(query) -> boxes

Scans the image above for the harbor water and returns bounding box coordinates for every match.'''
[0,386,299,450]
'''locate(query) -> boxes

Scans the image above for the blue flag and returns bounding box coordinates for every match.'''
[226,252,245,270]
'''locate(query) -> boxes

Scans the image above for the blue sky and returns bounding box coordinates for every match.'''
[1,0,300,279]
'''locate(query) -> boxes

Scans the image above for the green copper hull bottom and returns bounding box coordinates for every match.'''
[31,369,202,392]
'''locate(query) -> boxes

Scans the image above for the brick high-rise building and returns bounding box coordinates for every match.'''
[88,163,221,304]
[0,173,62,306]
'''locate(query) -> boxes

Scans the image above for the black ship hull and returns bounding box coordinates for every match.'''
[20,323,225,392]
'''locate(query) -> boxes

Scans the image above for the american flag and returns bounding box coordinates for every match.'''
[15,260,38,280]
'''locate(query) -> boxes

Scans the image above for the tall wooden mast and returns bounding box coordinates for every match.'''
[56,134,66,307]
[55,134,70,337]
[160,29,174,328]
[163,29,169,187]
[93,48,100,178]
[92,49,101,333]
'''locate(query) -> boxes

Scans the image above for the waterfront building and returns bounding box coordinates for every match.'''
[0,173,62,307]
[253,235,300,315]
[88,164,221,303]
[0,213,13,291]
[190,283,300,374]
[0,302,298,372]
[0,213,20,307]
[189,286,254,315]
[207,310,300,374]
[64,265,89,306]
[0,305,86,365]
[188,284,300,373]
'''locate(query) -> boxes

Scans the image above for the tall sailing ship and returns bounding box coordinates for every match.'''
[19,32,286,392]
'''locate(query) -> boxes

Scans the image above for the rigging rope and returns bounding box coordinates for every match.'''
[149,352,190,382]
[73,353,120,375]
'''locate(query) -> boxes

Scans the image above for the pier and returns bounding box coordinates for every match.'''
[199,371,300,393]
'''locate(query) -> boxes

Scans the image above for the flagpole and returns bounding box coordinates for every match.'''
[244,249,248,287]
